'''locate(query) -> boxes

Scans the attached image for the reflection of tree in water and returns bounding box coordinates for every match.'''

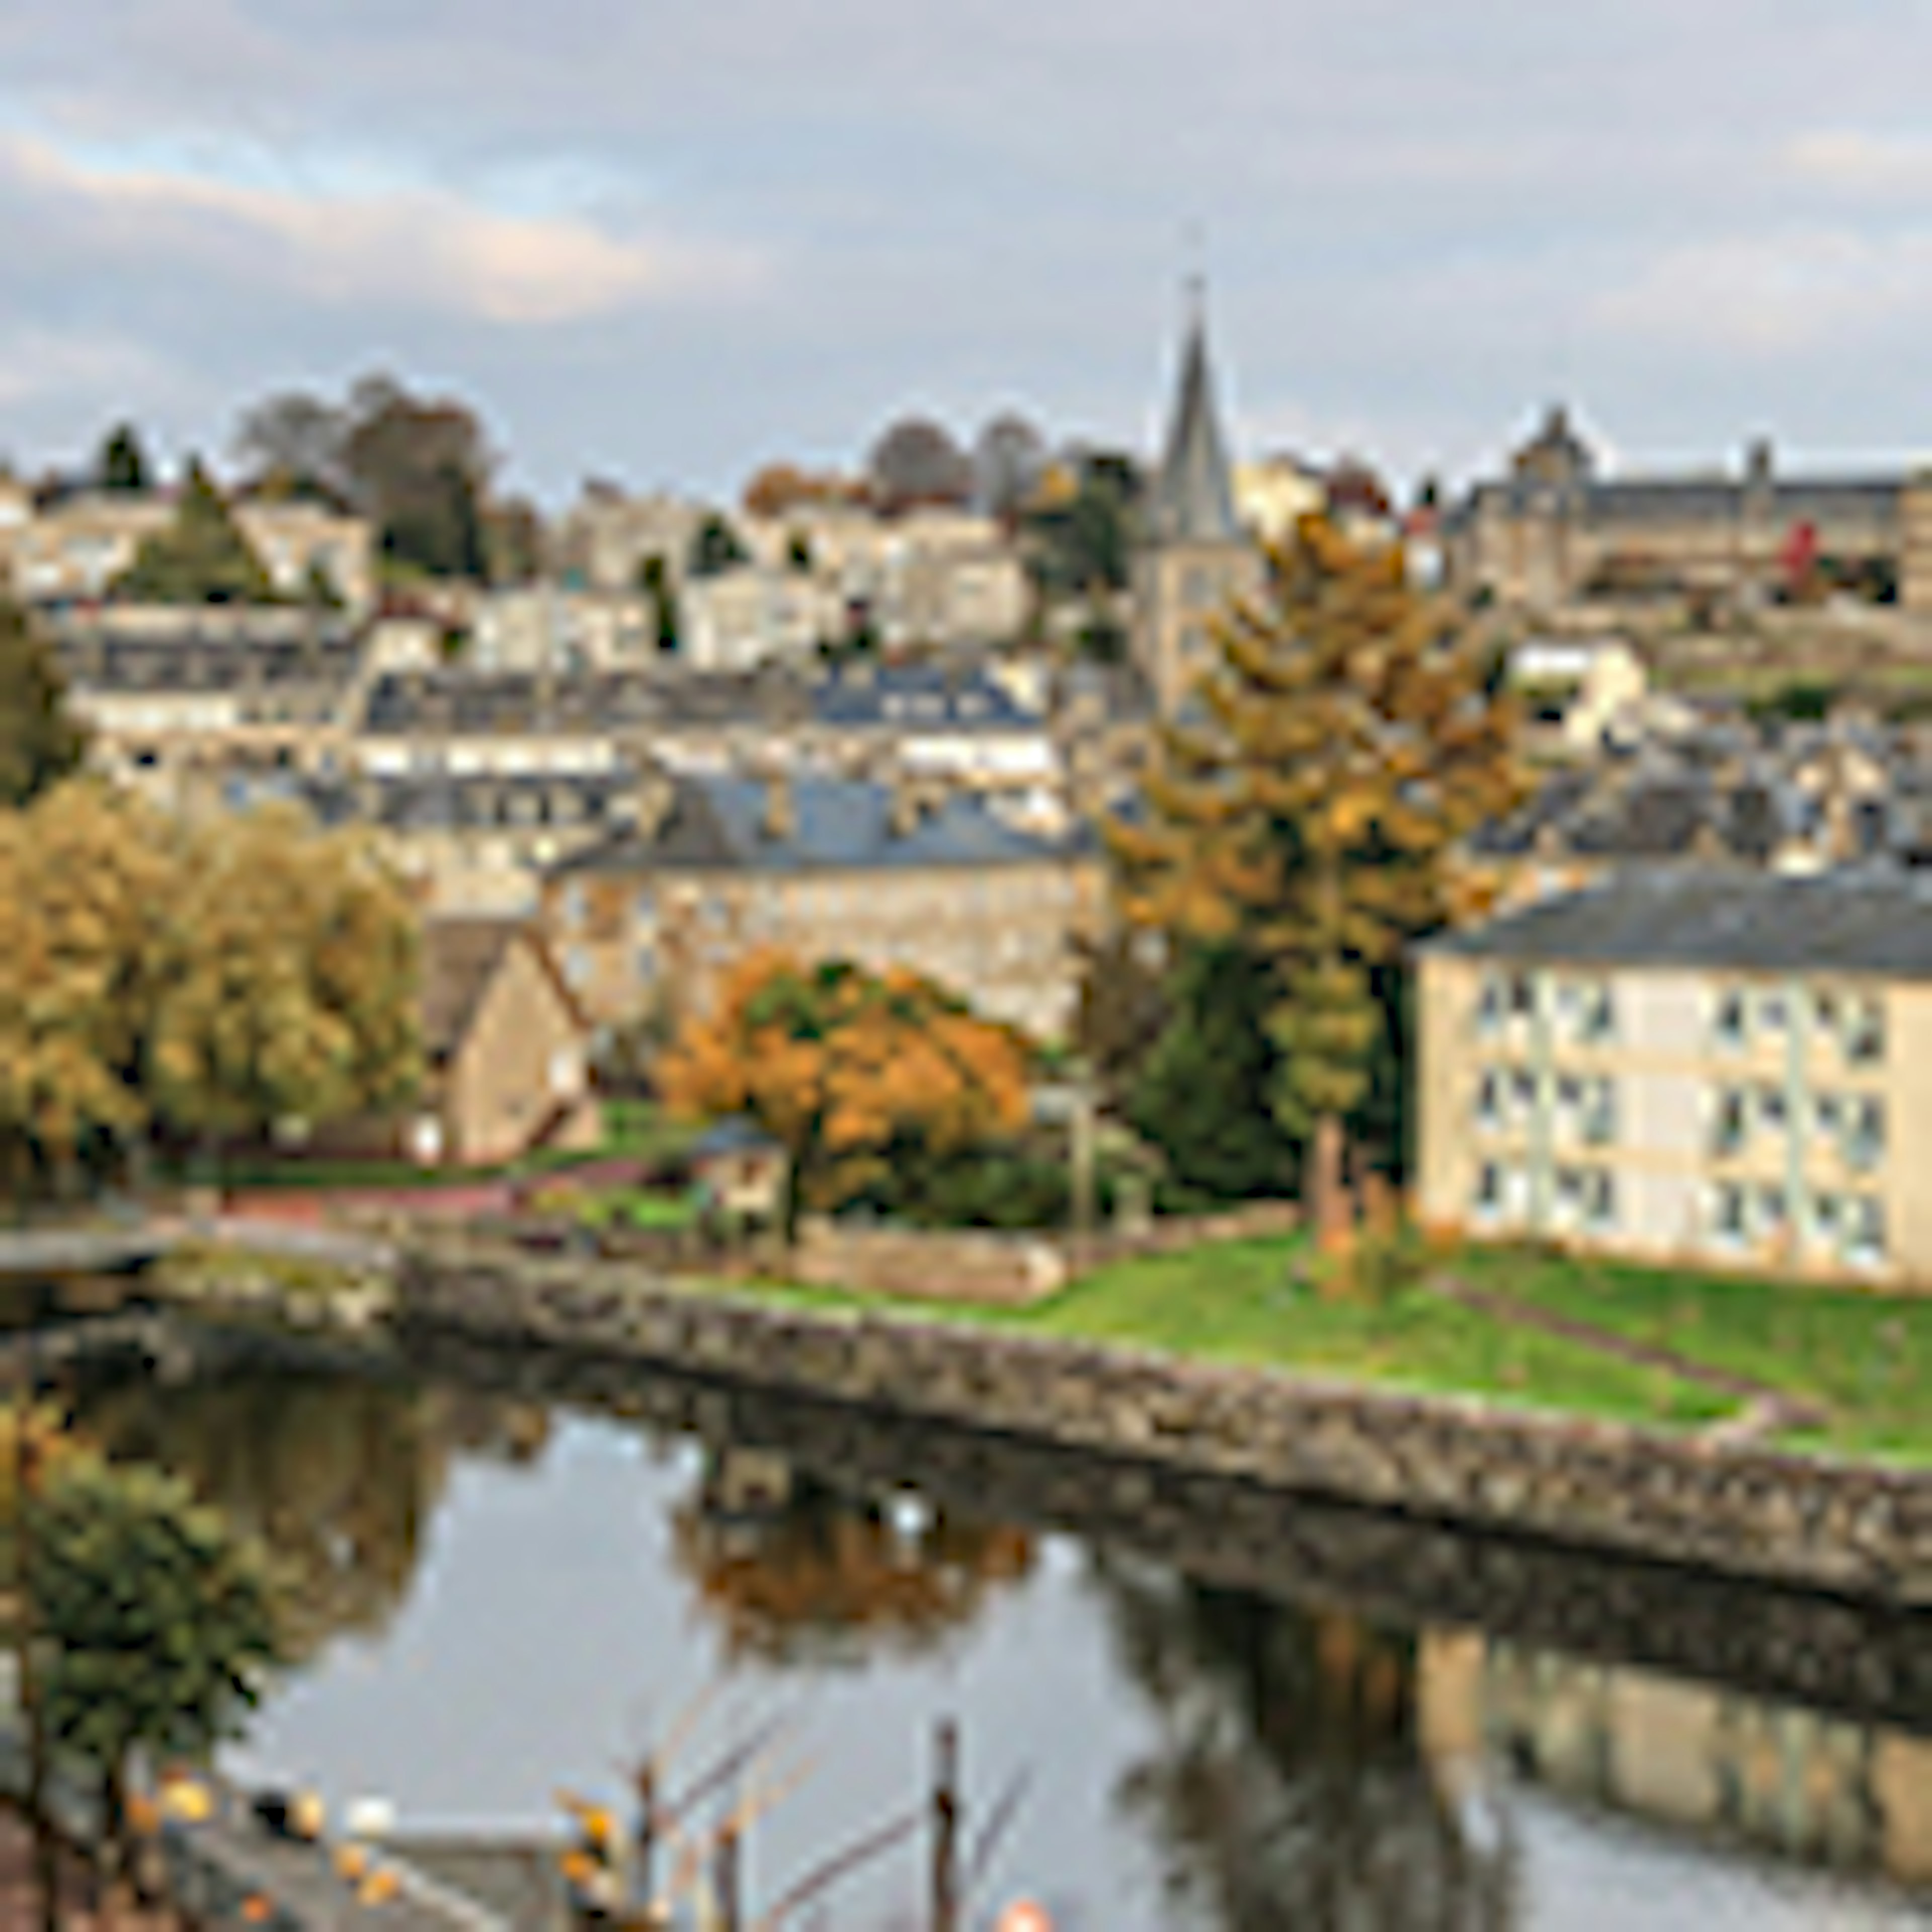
[73,1371,550,1660]
[673,1450,1033,1666]
[1092,1555,1516,1930]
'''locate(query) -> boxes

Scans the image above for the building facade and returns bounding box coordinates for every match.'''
[540,768,1107,1043]
[1415,871,1932,1284]
[1444,408,1932,615]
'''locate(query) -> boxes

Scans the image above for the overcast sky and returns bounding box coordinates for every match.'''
[5,1,1932,507]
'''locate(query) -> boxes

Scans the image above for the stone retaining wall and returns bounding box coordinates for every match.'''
[394,1243,1932,1607]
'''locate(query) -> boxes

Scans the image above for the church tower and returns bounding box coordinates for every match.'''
[1131,294,1265,714]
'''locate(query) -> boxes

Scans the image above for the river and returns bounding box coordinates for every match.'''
[66,1349,1932,1930]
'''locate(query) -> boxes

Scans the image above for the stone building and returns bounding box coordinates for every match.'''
[1444,407,1932,615]
[1414,869,1932,1285]
[540,767,1107,1043]
[51,609,363,812]
[411,919,601,1166]
[1130,306,1267,714]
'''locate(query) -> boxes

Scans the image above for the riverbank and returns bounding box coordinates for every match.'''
[388,1234,1932,1608]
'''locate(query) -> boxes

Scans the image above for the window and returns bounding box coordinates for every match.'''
[1756,1084,1788,1131]
[1754,1184,1788,1236]
[562,881,587,930]
[1844,998,1885,1067]
[1711,1181,1748,1248]
[1758,990,1789,1034]
[1712,1088,1749,1157]
[1473,1162,1505,1221]
[1845,1196,1887,1268]
[1844,1096,1885,1173]
[1582,1168,1617,1233]
[1474,1070,1504,1129]
[1713,988,1749,1051]
[1477,976,1506,1038]
[1580,1077,1617,1147]
[634,887,658,929]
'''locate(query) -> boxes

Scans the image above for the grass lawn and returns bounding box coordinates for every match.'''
[722,1234,1932,1465]
[1449,1244,1932,1465]
[727,1237,1737,1436]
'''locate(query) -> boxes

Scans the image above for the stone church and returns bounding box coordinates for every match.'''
[1130,305,1266,714]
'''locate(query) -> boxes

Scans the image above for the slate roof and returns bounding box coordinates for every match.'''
[549,770,1091,878]
[1147,314,1240,546]
[58,633,362,693]
[809,660,1039,731]
[1423,868,1932,978]
[299,770,635,834]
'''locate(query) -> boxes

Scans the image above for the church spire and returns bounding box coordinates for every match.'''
[1149,290,1239,545]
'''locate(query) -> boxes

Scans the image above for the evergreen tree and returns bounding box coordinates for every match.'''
[95,423,151,494]
[686,512,749,580]
[111,459,279,604]
[1110,517,1522,1243]
[0,601,86,808]
[1128,946,1299,1201]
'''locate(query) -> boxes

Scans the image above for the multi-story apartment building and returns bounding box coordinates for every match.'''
[1415,870,1932,1284]
[539,767,1106,1042]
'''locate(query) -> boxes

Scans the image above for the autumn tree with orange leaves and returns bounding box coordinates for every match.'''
[657,952,1030,1236]
[1109,517,1523,1248]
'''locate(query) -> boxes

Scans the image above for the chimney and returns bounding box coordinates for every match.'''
[762,768,796,843]
[633,763,676,841]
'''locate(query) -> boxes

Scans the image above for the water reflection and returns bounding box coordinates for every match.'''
[73,1370,551,1659]
[671,1446,1034,1665]
[47,1358,1932,1922]
[1092,1558,1517,1929]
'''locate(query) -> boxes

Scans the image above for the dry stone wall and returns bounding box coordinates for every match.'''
[395,1244,1932,1608]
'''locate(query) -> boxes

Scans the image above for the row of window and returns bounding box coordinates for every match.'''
[1474,1068,1616,1144]
[1470,1163,1887,1264]
[1711,986,1884,1063]
[1477,971,1887,1064]
[1710,1086,1884,1170]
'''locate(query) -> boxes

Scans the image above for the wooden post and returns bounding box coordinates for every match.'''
[930,1719,959,1932]
[632,1761,656,1907]
[713,1821,742,1932]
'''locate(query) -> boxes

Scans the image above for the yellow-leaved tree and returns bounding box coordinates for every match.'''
[657,950,1031,1235]
[148,804,421,1147]
[1110,517,1523,1247]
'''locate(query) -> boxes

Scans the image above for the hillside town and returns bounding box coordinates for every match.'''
[6,293,1932,1932]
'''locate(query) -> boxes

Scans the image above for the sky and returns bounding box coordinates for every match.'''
[5,2,1932,508]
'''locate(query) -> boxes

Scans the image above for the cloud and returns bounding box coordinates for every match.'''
[1786,129,1932,198]
[0,134,766,326]
[1588,228,1932,358]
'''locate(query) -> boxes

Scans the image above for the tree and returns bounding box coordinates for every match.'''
[0,601,86,809]
[1022,451,1140,598]
[232,391,350,500]
[686,512,748,581]
[147,807,421,1147]
[343,380,493,579]
[0,783,177,1193]
[866,417,972,515]
[17,1428,285,1854]
[111,459,279,604]
[972,413,1048,521]
[657,952,1031,1235]
[1109,518,1523,1245]
[637,554,681,653]
[95,424,151,495]
[1128,946,1300,1203]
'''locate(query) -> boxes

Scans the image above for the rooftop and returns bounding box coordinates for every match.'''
[550,769,1091,878]
[1424,868,1932,978]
